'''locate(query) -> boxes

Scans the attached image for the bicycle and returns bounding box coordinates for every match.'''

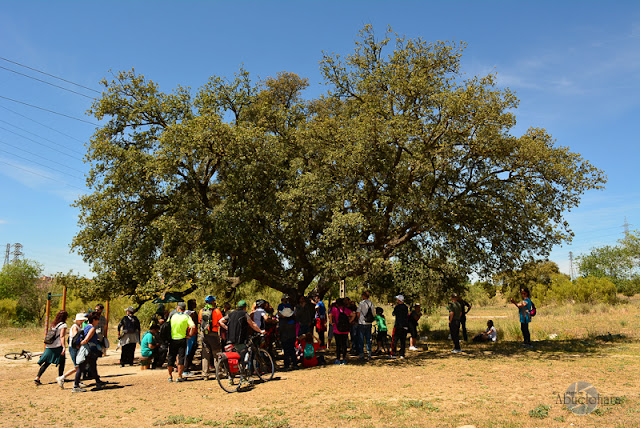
[372,325,393,356]
[216,333,275,393]
[4,350,36,360]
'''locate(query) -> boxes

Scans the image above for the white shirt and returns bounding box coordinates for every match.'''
[357,300,374,325]
[487,326,497,342]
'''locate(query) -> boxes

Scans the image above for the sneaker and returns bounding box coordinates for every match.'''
[451,349,462,354]
[72,387,86,393]
[409,346,418,351]
[33,379,42,386]
[176,377,184,382]
[340,360,347,365]
[56,376,65,389]
[78,382,87,388]
[167,376,173,382]
[399,356,405,359]
[334,360,341,365]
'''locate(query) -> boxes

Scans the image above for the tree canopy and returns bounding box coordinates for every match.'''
[73,27,606,304]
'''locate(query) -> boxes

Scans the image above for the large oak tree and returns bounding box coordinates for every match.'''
[73,27,605,303]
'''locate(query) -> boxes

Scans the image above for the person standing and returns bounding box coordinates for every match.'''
[294,295,315,336]
[56,313,87,388]
[356,291,375,360]
[330,298,355,365]
[392,295,409,358]
[34,310,68,385]
[510,288,533,348]
[117,307,140,367]
[278,307,297,370]
[459,297,472,341]
[198,295,223,379]
[218,300,265,368]
[448,293,463,353]
[166,302,196,382]
[408,303,422,351]
[313,294,327,347]
[184,299,199,375]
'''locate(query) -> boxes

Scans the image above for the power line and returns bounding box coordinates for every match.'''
[0,104,86,143]
[0,158,85,191]
[0,95,98,125]
[0,56,101,94]
[0,126,84,160]
[0,65,95,99]
[0,147,84,180]
[0,119,84,155]
[0,139,85,175]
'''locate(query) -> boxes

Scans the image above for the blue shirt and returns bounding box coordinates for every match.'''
[519,298,532,324]
[315,301,326,318]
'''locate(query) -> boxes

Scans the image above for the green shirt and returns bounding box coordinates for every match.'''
[447,301,462,321]
[374,314,387,332]
[170,312,195,340]
[140,331,155,357]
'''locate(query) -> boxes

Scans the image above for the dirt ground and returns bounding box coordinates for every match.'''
[1,306,640,428]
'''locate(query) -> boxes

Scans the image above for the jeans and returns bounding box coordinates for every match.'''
[393,326,408,357]
[75,352,100,387]
[357,324,372,356]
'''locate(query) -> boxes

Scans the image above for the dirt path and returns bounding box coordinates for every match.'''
[1,332,639,427]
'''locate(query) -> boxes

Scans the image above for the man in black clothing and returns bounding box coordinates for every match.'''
[218,300,264,366]
[392,295,409,358]
[459,298,472,341]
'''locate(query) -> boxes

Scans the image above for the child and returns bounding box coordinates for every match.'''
[373,307,388,355]
[472,320,497,342]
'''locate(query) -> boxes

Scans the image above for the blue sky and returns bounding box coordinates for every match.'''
[0,1,638,278]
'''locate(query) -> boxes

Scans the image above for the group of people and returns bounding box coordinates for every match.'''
[33,289,533,389]
[35,304,109,393]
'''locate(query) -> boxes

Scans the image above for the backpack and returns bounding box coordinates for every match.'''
[43,323,61,345]
[363,303,375,323]
[159,317,172,343]
[336,308,350,333]
[200,307,213,333]
[304,342,315,360]
[530,301,537,318]
[72,327,86,349]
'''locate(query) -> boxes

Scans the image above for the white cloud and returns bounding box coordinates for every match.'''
[0,219,7,224]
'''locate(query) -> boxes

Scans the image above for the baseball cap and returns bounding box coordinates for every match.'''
[177,302,187,309]
[205,295,216,303]
[237,300,247,308]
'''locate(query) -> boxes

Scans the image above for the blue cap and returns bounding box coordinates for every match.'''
[205,295,216,303]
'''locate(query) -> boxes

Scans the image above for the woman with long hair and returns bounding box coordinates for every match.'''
[73,311,107,392]
[34,310,68,385]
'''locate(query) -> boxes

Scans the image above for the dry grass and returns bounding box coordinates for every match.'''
[1,297,639,427]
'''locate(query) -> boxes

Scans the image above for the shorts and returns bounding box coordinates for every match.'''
[408,323,418,338]
[377,330,388,342]
[69,347,78,366]
[167,338,187,367]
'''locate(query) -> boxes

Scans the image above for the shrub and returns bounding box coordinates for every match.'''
[0,298,17,326]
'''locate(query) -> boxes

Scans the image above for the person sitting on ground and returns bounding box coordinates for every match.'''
[373,307,388,355]
[473,320,497,343]
[140,324,159,369]
[297,332,325,368]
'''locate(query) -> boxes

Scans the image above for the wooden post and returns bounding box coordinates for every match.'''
[44,293,51,351]
[340,279,346,298]
[61,286,67,311]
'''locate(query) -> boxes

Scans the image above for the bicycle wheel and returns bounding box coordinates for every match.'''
[4,352,26,360]
[216,359,241,393]
[253,348,275,382]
